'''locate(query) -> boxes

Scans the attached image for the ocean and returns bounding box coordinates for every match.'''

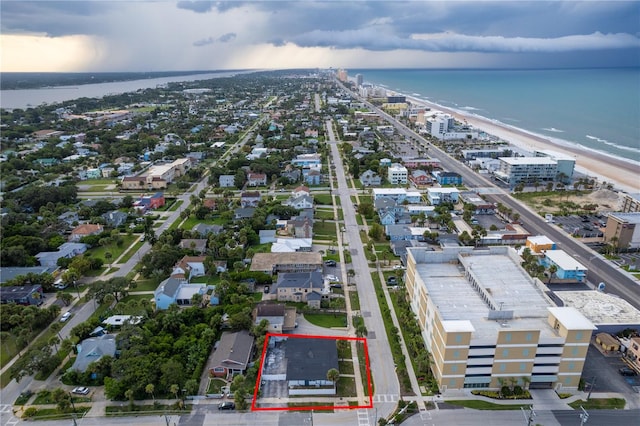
[350,68,640,163]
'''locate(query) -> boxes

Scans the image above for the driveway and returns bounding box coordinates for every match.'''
[294,313,348,337]
[581,343,640,400]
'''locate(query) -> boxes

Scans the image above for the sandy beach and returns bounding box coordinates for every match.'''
[404,96,640,193]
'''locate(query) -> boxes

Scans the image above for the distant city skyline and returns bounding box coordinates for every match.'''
[1,1,639,72]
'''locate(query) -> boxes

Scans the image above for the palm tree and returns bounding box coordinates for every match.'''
[326,368,340,389]
[547,264,558,284]
[145,383,155,402]
[170,384,180,401]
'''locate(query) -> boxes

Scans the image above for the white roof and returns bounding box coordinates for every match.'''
[406,191,422,198]
[528,235,555,245]
[544,249,586,271]
[102,315,142,326]
[373,188,407,195]
[547,307,596,330]
[427,187,460,194]
[442,320,475,333]
[499,157,557,165]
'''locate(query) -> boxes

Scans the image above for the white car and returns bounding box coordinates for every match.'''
[325,275,339,282]
[72,387,90,395]
[60,312,71,322]
[393,265,405,270]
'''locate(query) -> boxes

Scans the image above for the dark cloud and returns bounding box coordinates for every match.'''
[193,32,237,46]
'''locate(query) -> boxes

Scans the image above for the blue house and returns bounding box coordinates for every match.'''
[302,168,321,185]
[433,171,463,186]
[539,250,587,283]
[154,277,217,310]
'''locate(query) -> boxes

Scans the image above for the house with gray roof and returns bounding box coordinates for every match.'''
[179,239,208,254]
[192,223,223,237]
[283,194,314,210]
[360,169,382,187]
[70,334,116,372]
[0,266,57,284]
[273,271,325,308]
[102,210,128,227]
[209,330,254,380]
[234,207,256,220]
[35,242,88,267]
[285,337,339,395]
[253,302,297,333]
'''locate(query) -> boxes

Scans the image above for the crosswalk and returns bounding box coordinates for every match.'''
[357,409,371,426]
[0,405,19,426]
[373,393,399,403]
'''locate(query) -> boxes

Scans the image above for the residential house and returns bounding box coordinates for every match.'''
[234,207,256,221]
[135,192,165,210]
[426,187,460,205]
[284,194,314,210]
[219,175,235,188]
[192,223,224,237]
[291,185,311,198]
[58,211,79,227]
[360,169,382,187]
[250,252,323,275]
[285,338,339,395]
[70,224,104,242]
[433,171,463,186]
[280,168,301,183]
[179,239,208,254]
[302,168,321,185]
[102,211,128,228]
[253,303,297,333]
[459,192,495,215]
[526,236,556,254]
[172,256,207,280]
[272,271,325,308]
[259,230,277,244]
[154,277,212,310]
[372,188,422,204]
[209,330,254,379]
[69,334,117,372]
[402,157,442,170]
[291,153,321,167]
[240,191,261,208]
[203,199,217,210]
[247,172,268,187]
[410,170,433,187]
[287,216,313,238]
[0,266,57,284]
[0,285,43,306]
[36,243,88,267]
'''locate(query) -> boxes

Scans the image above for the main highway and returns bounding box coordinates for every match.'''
[340,81,640,310]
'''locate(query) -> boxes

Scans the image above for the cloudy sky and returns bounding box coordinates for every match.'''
[2,1,639,72]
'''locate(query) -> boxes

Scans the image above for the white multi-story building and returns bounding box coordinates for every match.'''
[387,163,408,185]
[495,157,558,187]
[424,112,455,139]
[534,150,575,183]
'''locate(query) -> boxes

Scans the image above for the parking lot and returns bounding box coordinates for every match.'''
[474,214,507,231]
[552,214,605,238]
[581,344,640,395]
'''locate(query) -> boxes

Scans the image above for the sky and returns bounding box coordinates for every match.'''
[1,1,639,72]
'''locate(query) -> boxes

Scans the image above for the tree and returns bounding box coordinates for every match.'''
[326,368,340,387]
[547,264,558,284]
[368,223,384,242]
[89,277,133,304]
[170,384,180,401]
[145,383,155,401]
[57,291,73,306]
[125,389,134,409]
[104,251,113,267]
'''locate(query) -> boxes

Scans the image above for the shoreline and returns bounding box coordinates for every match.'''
[401,94,640,193]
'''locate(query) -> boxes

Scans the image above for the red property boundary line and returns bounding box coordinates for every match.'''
[251,332,373,411]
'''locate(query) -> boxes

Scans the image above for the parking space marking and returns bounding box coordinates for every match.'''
[357,409,370,426]
[0,406,11,413]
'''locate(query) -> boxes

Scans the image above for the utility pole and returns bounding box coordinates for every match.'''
[579,406,589,426]
[521,405,535,426]
[587,376,597,400]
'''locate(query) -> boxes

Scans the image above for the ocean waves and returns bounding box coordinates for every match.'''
[586,135,640,154]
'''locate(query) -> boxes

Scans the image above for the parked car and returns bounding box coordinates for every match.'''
[619,367,637,376]
[263,285,270,294]
[218,402,235,410]
[387,276,397,284]
[324,260,337,267]
[72,387,90,395]
[393,265,405,270]
[325,275,339,282]
[60,312,71,322]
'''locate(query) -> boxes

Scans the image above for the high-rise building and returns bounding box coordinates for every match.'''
[404,246,595,391]
[355,73,363,87]
[337,69,348,82]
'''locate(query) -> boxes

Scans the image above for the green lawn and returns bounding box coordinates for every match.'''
[338,361,355,375]
[132,278,159,292]
[0,337,19,368]
[24,407,91,420]
[349,292,360,311]
[445,400,529,410]
[569,398,625,410]
[337,376,356,397]
[168,199,184,212]
[207,378,227,394]
[314,209,336,220]
[118,294,153,305]
[356,342,371,396]
[87,234,138,262]
[179,215,225,231]
[303,313,347,328]
[106,404,191,416]
[313,221,337,237]
[118,241,144,263]
[314,194,334,205]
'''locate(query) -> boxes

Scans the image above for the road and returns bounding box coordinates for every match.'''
[325,119,400,421]
[341,81,640,310]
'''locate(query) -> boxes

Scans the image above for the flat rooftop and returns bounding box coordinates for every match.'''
[499,157,557,165]
[555,290,640,325]
[409,246,555,339]
[528,235,555,245]
[609,212,640,224]
[545,250,586,271]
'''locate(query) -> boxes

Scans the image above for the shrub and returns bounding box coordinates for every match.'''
[23,407,38,418]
